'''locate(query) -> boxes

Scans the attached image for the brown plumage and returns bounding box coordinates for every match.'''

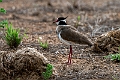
[57,25,93,46]
[54,17,93,64]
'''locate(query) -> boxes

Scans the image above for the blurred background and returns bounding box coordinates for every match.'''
[0,0,120,37]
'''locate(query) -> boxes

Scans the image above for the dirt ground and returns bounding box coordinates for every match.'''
[0,0,120,80]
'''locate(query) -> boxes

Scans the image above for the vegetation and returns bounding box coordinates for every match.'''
[77,16,81,21]
[105,53,120,62]
[42,64,53,80]
[0,20,8,28]
[4,22,23,48]
[39,39,48,49]
[105,47,120,62]
[0,1,23,49]
[0,0,7,28]
[0,8,6,14]
[0,0,6,14]
[74,16,81,28]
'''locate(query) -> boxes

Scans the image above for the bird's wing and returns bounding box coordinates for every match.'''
[60,28,82,43]
[60,27,92,45]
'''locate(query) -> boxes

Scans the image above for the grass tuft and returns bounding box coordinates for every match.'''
[39,39,48,49]
[4,22,23,48]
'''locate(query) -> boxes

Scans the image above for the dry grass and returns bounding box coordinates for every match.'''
[0,47,49,80]
[93,30,120,53]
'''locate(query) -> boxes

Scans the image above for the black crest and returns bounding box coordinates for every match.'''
[57,16,68,21]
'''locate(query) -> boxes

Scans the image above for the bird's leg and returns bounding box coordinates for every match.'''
[67,45,72,65]
[69,45,72,64]
[67,51,71,64]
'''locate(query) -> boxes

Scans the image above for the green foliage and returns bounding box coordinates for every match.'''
[42,64,53,80]
[105,53,120,61]
[0,8,6,14]
[39,40,48,49]
[77,16,81,22]
[0,20,8,28]
[0,2,23,49]
[4,23,23,48]
[0,0,7,27]
[74,16,81,28]
[105,47,120,62]
[0,0,6,14]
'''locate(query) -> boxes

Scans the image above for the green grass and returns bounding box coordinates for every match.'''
[4,22,23,48]
[0,1,22,49]
[74,16,81,28]
[0,8,6,14]
[105,53,120,62]
[0,0,7,27]
[0,0,6,14]
[77,16,81,22]
[105,47,120,62]
[42,64,53,80]
[0,20,8,28]
[39,39,48,49]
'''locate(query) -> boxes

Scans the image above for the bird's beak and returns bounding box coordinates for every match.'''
[53,20,58,23]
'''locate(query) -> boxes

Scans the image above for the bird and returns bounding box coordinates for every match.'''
[53,17,93,64]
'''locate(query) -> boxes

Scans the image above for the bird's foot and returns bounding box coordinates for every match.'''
[66,62,71,65]
[65,60,72,65]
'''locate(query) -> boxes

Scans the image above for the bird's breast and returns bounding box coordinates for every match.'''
[58,31,71,45]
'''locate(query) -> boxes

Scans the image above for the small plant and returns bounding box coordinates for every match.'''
[105,47,120,62]
[105,53,120,62]
[42,64,53,80]
[77,16,81,22]
[0,0,6,14]
[39,39,48,49]
[0,20,8,28]
[74,16,81,28]
[4,22,23,48]
[0,8,6,14]
[0,1,24,49]
[0,0,7,28]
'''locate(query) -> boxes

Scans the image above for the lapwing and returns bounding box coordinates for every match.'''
[53,17,93,64]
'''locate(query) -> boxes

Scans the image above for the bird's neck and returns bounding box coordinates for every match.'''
[57,20,67,25]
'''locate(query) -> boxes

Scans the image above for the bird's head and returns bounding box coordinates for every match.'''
[53,16,68,25]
